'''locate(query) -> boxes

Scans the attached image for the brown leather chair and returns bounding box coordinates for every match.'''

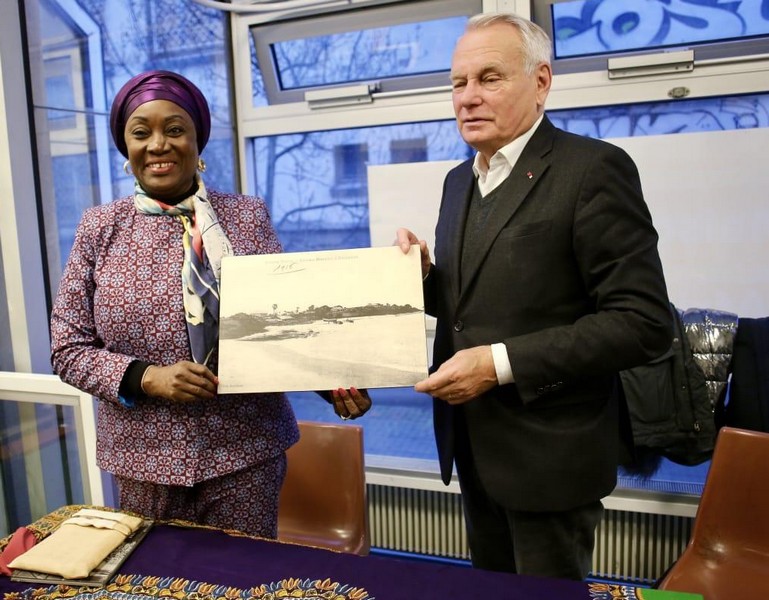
[277,420,370,556]
[657,426,769,597]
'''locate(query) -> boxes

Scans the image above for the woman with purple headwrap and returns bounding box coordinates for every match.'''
[50,70,371,536]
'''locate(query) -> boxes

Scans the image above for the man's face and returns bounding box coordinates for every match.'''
[450,23,551,162]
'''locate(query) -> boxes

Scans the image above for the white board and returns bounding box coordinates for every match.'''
[368,159,460,252]
[616,127,769,319]
[368,127,769,319]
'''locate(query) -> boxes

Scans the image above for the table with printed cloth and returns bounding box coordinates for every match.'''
[0,506,701,600]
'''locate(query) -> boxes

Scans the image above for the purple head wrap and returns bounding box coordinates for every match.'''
[109,70,211,158]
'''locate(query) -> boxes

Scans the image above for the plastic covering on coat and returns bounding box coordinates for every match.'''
[680,307,738,412]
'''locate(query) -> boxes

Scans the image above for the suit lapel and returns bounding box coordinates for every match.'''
[442,161,475,302]
[457,117,555,302]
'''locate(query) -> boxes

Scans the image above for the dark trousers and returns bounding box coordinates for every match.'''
[454,423,603,580]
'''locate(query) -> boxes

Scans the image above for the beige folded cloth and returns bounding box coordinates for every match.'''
[8,508,143,579]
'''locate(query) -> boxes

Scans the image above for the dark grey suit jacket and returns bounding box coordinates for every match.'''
[425,116,672,512]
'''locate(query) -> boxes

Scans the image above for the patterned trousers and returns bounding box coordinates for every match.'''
[115,454,287,538]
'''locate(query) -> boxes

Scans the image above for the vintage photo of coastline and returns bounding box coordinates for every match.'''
[217,245,428,393]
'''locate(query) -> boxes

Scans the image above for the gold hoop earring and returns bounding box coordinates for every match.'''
[197,158,206,173]
[123,160,133,176]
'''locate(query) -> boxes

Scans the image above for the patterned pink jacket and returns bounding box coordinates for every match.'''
[50,190,299,486]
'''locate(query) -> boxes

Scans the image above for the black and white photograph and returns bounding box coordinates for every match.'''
[217,245,428,393]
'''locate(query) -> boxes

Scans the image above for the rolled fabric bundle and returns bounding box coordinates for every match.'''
[8,508,143,579]
[0,527,36,575]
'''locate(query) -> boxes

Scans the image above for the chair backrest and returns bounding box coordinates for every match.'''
[690,426,769,555]
[277,420,370,556]
[657,426,769,596]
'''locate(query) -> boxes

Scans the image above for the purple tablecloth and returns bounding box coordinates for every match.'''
[0,523,607,599]
[136,524,591,598]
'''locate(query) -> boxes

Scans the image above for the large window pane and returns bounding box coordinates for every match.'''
[272,16,466,90]
[27,0,237,275]
[252,94,769,257]
[252,120,472,252]
[288,389,437,462]
[250,0,481,105]
[0,401,84,536]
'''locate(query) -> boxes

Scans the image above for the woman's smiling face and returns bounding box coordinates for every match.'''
[124,99,198,200]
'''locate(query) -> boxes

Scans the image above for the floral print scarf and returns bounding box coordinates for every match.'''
[133,175,233,366]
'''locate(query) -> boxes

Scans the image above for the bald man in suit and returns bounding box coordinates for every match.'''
[397,13,672,580]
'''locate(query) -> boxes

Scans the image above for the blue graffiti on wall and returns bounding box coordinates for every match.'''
[553,0,769,58]
[550,93,769,138]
